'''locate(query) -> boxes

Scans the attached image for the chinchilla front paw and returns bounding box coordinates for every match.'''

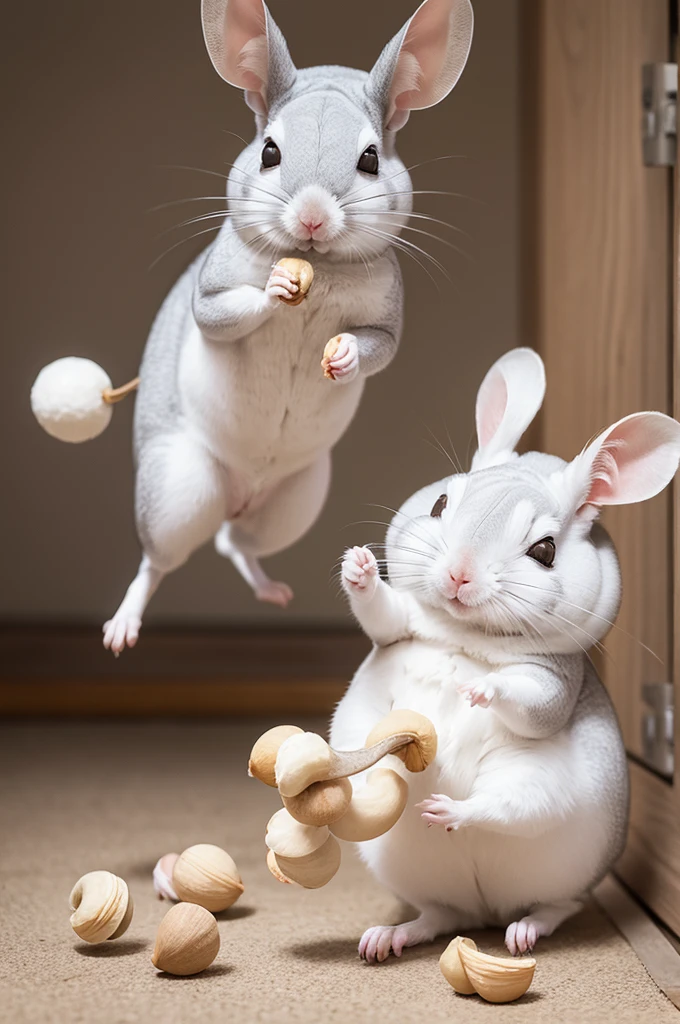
[342,546,378,597]
[457,675,499,709]
[265,263,300,303]
[417,794,471,832]
[322,333,359,383]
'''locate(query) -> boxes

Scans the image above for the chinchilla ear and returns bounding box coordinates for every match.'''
[561,412,680,520]
[201,0,297,116]
[471,348,546,470]
[368,0,473,131]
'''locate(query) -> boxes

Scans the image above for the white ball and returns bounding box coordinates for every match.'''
[31,357,113,443]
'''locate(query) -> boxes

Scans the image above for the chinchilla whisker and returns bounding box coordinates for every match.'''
[159,163,289,207]
[161,163,230,181]
[158,210,239,237]
[364,521,443,557]
[351,209,469,238]
[220,128,250,147]
[500,579,662,664]
[151,220,276,270]
[397,223,473,262]
[149,223,224,270]
[222,160,292,204]
[370,547,438,566]
[149,196,232,213]
[352,223,450,279]
[367,503,445,554]
[502,592,578,659]
[423,435,459,473]
[443,421,465,474]
[353,224,441,289]
[348,524,438,557]
[342,188,476,210]
[348,216,473,263]
[509,590,611,663]
[342,153,468,204]
[497,595,552,655]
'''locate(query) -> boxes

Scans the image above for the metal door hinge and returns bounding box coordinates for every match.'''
[642,63,677,166]
[641,682,674,778]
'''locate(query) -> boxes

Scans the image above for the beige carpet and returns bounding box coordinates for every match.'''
[1,718,677,1024]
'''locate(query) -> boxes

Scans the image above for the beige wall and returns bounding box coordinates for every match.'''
[1,0,519,625]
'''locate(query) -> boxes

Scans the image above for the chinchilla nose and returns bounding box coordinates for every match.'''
[445,567,472,600]
[284,184,343,244]
[299,216,325,237]
[449,570,472,587]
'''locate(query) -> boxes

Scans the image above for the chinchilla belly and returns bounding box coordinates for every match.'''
[345,641,616,924]
[179,311,364,484]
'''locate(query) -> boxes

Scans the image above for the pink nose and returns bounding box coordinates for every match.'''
[300,218,324,235]
[449,571,471,586]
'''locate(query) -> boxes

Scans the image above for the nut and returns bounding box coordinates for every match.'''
[365,710,438,773]
[152,902,220,976]
[276,258,314,306]
[249,725,303,787]
[275,732,333,798]
[282,778,353,827]
[321,335,343,379]
[439,936,478,995]
[275,834,342,889]
[329,769,408,842]
[266,848,293,885]
[265,808,330,859]
[440,936,536,1003]
[69,870,134,944]
[172,844,244,912]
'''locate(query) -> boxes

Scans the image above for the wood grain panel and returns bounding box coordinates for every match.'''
[617,762,680,937]
[530,0,679,932]
[536,0,672,756]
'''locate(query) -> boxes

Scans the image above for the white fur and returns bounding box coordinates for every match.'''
[331,347,680,962]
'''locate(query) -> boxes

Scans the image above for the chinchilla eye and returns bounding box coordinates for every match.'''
[430,493,448,518]
[357,145,379,175]
[526,536,556,568]
[261,139,281,169]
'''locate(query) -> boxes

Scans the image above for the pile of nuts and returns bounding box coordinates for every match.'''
[248,710,438,888]
[68,842,243,976]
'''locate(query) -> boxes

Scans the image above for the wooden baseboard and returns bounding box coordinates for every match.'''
[0,625,369,715]
[594,875,680,1010]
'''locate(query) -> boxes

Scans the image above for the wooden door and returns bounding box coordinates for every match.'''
[527,0,680,931]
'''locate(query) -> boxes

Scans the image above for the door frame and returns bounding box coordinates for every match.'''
[523,0,680,933]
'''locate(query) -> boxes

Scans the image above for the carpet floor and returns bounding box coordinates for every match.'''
[1,718,677,1024]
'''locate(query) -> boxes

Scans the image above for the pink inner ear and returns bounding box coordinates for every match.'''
[584,414,680,506]
[476,369,508,449]
[224,0,267,92]
[391,0,452,111]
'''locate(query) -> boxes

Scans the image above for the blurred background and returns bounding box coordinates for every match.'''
[1,0,519,628]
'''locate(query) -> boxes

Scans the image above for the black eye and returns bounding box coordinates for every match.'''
[357,145,379,175]
[430,493,448,518]
[526,537,556,568]
[261,138,281,169]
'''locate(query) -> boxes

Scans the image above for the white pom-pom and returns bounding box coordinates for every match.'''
[31,357,113,443]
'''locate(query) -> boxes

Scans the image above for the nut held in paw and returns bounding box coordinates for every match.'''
[276,258,314,306]
[321,335,343,379]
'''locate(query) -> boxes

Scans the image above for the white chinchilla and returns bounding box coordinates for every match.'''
[89,0,472,652]
[331,347,680,963]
